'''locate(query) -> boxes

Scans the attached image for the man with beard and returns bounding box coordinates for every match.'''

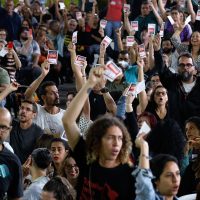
[10,100,43,164]
[0,107,23,199]
[161,38,179,73]
[25,61,65,137]
[153,34,200,128]
[14,27,41,85]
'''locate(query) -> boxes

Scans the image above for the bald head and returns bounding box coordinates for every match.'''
[0,107,12,125]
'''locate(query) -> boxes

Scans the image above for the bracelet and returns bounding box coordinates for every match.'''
[125,103,132,106]
[141,154,150,159]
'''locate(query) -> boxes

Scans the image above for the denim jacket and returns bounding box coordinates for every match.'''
[132,167,179,200]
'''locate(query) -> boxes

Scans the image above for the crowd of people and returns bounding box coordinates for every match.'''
[0,0,200,199]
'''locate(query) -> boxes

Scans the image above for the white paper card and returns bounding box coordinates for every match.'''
[148,23,156,36]
[101,36,112,48]
[76,12,82,20]
[123,4,130,13]
[61,131,68,141]
[104,61,122,82]
[196,10,200,21]
[138,121,151,136]
[135,80,146,95]
[47,50,58,64]
[167,16,175,25]
[59,2,65,10]
[74,55,86,67]
[159,22,165,37]
[130,21,138,31]
[126,36,135,47]
[72,31,78,44]
[100,19,107,29]
[125,84,136,96]
[184,15,191,26]
[138,44,146,58]
[0,48,8,57]
[180,0,185,8]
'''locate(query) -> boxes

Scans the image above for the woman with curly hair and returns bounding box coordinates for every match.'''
[62,67,135,199]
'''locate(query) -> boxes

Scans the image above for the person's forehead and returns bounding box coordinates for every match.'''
[45,85,58,92]
[21,102,33,108]
[51,142,65,148]
[151,75,160,80]
[179,56,193,63]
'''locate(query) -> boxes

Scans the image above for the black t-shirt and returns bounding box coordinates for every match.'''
[89,91,107,121]
[0,146,23,199]
[10,120,44,164]
[73,137,136,200]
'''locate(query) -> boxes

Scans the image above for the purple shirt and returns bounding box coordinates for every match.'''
[165,20,192,42]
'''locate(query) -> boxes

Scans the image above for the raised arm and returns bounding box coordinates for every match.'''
[187,0,196,23]
[99,43,106,65]
[158,0,167,21]
[150,1,163,27]
[24,61,50,100]
[62,66,105,150]
[137,57,148,114]
[0,82,19,101]
[115,27,123,51]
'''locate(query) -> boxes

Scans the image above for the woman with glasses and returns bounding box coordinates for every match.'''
[61,156,79,188]
[145,85,170,122]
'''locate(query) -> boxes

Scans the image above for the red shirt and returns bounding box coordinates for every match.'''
[105,0,124,21]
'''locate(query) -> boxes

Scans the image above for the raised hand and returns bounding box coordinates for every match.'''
[152,34,161,51]
[41,60,50,76]
[88,66,105,86]
[68,42,76,52]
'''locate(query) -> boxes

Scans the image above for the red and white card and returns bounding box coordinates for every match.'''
[47,50,58,64]
[196,10,200,21]
[125,84,136,96]
[100,19,107,29]
[72,31,78,44]
[123,4,130,13]
[74,55,86,67]
[76,12,82,20]
[130,21,138,31]
[159,22,165,37]
[148,24,156,36]
[138,44,146,58]
[104,61,122,82]
[101,36,112,48]
[126,36,135,47]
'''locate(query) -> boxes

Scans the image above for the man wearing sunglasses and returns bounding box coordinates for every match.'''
[153,35,200,129]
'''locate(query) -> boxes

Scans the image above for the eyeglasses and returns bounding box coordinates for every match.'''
[0,125,11,132]
[178,63,193,68]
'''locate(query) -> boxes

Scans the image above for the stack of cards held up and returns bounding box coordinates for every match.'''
[196,10,200,21]
[101,36,112,48]
[137,121,151,136]
[104,61,122,82]
[138,44,146,58]
[125,80,145,97]
[148,24,156,36]
[0,48,8,57]
[130,21,138,31]
[74,55,87,67]
[159,22,165,37]
[126,36,135,47]
[59,2,65,10]
[76,12,82,20]
[47,50,58,64]
[100,19,107,29]
[123,4,130,13]
[72,31,78,44]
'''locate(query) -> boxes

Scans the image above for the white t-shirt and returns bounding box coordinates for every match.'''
[182,80,196,94]
[34,104,65,137]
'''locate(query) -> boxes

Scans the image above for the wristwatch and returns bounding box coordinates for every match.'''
[100,87,109,94]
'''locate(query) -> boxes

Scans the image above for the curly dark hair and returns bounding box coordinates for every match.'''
[85,114,132,165]
[147,119,186,165]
